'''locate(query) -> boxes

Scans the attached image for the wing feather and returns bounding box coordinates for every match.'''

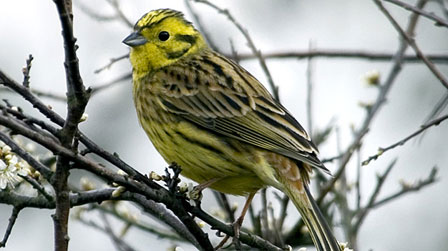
[152,50,328,172]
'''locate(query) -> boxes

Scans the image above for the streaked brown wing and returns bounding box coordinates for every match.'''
[152,50,329,172]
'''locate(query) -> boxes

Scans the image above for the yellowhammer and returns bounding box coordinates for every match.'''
[123,9,341,251]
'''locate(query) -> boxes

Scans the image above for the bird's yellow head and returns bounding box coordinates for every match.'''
[123,9,207,79]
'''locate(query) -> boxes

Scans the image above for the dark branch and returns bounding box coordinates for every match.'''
[22,55,33,88]
[0,207,21,248]
[0,73,161,189]
[1,116,214,250]
[191,207,283,251]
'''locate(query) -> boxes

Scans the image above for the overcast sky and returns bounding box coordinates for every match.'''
[1,1,447,250]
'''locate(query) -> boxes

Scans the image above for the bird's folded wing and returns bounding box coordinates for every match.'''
[152,53,329,172]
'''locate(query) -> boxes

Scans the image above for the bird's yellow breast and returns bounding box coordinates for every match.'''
[139,117,264,195]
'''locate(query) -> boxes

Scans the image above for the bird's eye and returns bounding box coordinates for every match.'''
[158,31,170,41]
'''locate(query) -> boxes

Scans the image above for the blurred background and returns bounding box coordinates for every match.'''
[1,0,447,250]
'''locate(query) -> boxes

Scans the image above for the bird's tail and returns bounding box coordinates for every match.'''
[284,181,342,251]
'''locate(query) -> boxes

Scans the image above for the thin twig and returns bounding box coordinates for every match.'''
[362,114,448,165]
[419,91,448,142]
[29,88,66,101]
[383,0,448,28]
[91,203,187,242]
[22,55,33,88]
[374,0,448,90]
[260,188,270,240]
[275,193,289,232]
[184,0,219,52]
[235,50,448,64]
[92,49,448,76]
[0,87,66,102]
[317,0,424,203]
[76,0,132,27]
[94,54,128,74]
[77,214,135,251]
[229,39,240,62]
[106,0,133,27]
[333,126,355,245]
[306,41,315,137]
[100,212,136,251]
[355,148,362,210]
[0,102,60,142]
[268,202,283,246]
[90,73,132,95]
[423,92,448,124]
[248,204,262,236]
[19,175,54,202]
[321,153,344,164]
[364,166,438,210]
[353,159,397,232]
[0,207,22,248]
[76,0,118,22]
[213,191,235,223]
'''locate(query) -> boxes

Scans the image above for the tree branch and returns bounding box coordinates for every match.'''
[353,159,397,232]
[0,207,21,248]
[383,0,448,28]
[235,50,448,63]
[374,0,448,90]
[363,166,438,210]
[317,0,425,204]
[0,72,160,189]
[362,114,448,165]
[22,55,33,88]
[0,131,53,179]
[191,207,283,251]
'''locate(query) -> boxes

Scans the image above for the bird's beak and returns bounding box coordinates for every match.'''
[122,32,147,47]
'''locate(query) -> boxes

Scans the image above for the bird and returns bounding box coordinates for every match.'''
[123,8,341,251]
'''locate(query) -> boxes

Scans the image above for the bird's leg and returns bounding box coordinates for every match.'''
[233,192,255,239]
[215,192,255,250]
[189,178,221,204]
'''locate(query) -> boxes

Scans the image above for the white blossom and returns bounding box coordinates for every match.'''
[0,141,30,190]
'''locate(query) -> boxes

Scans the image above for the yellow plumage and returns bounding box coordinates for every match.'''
[124,9,341,251]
